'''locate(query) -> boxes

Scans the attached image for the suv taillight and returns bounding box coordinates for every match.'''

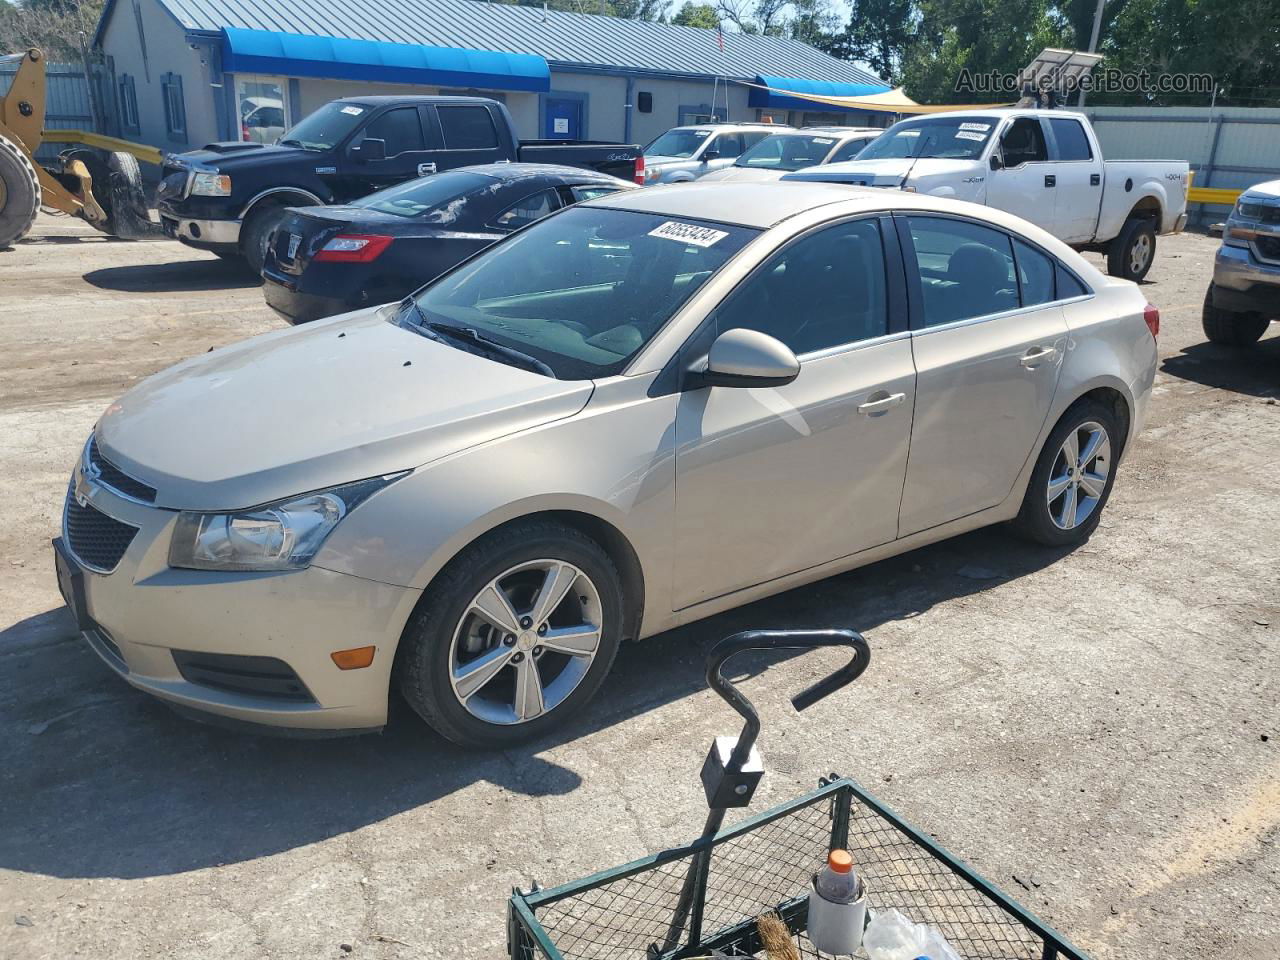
[634,155,645,185]
[313,234,394,263]
[1143,303,1160,339]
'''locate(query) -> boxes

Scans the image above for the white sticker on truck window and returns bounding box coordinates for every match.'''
[648,221,729,248]
[340,105,365,116]
[812,137,834,144]
[959,122,991,132]
[955,131,986,141]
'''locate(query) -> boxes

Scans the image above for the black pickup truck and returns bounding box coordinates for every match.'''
[156,95,643,271]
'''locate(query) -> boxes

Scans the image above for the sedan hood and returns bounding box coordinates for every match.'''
[96,309,593,511]
[784,157,979,188]
[699,166,787,183]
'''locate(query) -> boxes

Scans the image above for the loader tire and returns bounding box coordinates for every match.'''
[102,152,155,239]
[0,134,41,248]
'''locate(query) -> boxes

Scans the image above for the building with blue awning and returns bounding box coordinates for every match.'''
[92,0,890,153]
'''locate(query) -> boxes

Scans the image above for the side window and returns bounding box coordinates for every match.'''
[1048,118,1093,161]
[711,219,888,355]
[439,105,500,149]
[999,117,1048,166]
[713,133,746,158]
[1056,263,1090,298]
[905,216,1018,327]
[1013,239,1055,307]
[493,188,561,230]
[362,108,425,158]
[117,75,140,134]
[570,185,622,203]
[741,130,771,150]
[830,137,872,163]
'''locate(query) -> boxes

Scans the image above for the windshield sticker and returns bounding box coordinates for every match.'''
[899,129,921,138]
[812,137,835,145]
[959,122,991,132]
[955,130,987,141]
[340,105,365,116]
[692,130,712,137]
[649,221,730,248]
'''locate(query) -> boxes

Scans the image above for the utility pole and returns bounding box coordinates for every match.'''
[1079,0,1106,107]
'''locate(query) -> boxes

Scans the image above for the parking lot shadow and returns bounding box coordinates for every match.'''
[84,259,259,293]
[1161,332,1280,398]
[0,526,1068,880]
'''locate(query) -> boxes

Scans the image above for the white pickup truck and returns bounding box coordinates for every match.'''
[784,108,1189,281]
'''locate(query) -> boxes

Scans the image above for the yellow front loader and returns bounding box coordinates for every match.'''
[0,47,161,247]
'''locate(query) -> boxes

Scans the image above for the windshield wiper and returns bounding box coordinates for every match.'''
[278,138,322,151]
[418,318,554,377]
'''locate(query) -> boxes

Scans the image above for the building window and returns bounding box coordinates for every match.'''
[161,73,186,141]
[117,74,140,134]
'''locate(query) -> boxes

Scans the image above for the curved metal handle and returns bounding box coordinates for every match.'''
[706,629,871,771]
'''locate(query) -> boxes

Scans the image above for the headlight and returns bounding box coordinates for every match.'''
[1235,200,1262,221]
[168,474,404,572]
[190,171,232,196]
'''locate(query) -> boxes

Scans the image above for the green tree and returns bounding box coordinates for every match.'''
[820,0,916,82]
[0,0,104,61]
[670,1,720,27]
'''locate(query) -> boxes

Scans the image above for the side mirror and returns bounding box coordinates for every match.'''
[989,153,1003,171]
[691,328,800,389]
[701,149,720,162]
[353,137,386,162]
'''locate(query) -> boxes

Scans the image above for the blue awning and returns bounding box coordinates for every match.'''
[220,28,551,93]
[750,75,893,111]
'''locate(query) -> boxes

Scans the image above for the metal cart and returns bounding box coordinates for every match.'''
[509,630,1092,960]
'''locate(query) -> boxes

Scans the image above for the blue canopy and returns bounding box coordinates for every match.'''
[750,75,893,112]
[220,28,551,93]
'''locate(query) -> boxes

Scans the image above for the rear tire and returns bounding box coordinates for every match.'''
[1107,216,1157,282]
[0,134,41,248]
[1202,284,1269,346]
[397,519,626,748]
[1014,398,1122,547]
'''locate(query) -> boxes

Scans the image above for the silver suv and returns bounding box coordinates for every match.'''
[643,123,792,184]
[1203,179,1280,346]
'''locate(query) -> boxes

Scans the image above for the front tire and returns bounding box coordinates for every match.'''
[1014,399,1121,547]
[0,133,41,248]
[1107,217,1157,282]
[1202,284,1270,346]
[397,520,626,747]
[240,203,287,275]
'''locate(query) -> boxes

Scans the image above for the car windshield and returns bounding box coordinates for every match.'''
[354,171,500,220]
[735,133,838,171]
[278,102,370,152]
[857,116,995,161]
[403,206,758,379]
[643,129,712,159]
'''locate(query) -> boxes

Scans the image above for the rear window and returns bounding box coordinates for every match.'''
[439,106,500,149]
[353,171,498,219]
[1049,118,1093,161]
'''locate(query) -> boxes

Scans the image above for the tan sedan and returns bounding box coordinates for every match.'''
[55,182,1158,746]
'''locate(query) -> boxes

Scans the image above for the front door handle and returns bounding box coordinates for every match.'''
[1044,174,1056,188]
[417,162,438,176]
[1020,346,1058,368]
[857,391,906,415]
[1090,173,1101,186]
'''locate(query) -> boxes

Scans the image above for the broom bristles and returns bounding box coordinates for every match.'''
[757,910,801,960]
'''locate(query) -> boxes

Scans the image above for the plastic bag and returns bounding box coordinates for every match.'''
[862,908,963,960]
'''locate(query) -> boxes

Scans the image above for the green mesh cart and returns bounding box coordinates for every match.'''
[508,630,1092,960]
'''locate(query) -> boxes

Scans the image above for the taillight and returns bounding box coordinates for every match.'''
[313,234,394,263]
[1143,303,1160,339]
[241,122,250,141]
[634,154,645,186]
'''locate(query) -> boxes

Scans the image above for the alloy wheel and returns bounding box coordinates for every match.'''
[1047,420,1111,530]
[448,559,603,725]
[1130,233,1152,275]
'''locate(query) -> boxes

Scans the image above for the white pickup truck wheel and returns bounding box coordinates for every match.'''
[1107,217,1157,282]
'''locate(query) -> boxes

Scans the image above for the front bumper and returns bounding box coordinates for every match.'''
[54,474,420,733]
[1212,242,1280,315]
[158,201,242,248]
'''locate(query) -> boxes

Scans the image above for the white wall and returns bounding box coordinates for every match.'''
[99,0,218,149]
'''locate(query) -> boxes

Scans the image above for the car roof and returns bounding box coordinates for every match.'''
[669,123,794,132]
[336,95,497,106]
[456,162,633,185]
[585,181,883,228]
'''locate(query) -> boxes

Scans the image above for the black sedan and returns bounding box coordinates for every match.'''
[262,163,635,324]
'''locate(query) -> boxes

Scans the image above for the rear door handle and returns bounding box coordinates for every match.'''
[857,391,906,415]
[417,162,438,176]
[1020,346,1058,368]
[1044,175,1056,188]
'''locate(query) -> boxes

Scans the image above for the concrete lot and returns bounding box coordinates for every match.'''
[1,215,1277,960]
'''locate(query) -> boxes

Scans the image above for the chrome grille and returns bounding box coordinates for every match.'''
[89,436,156,503]
[64,486,139,573]
[1253,234,1280,265]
